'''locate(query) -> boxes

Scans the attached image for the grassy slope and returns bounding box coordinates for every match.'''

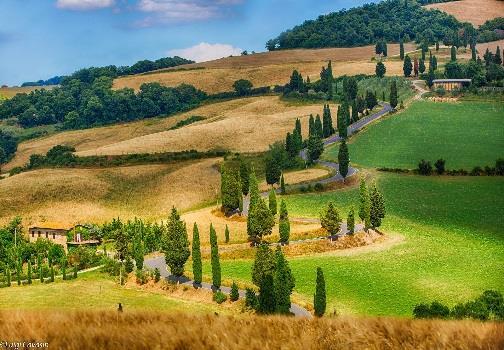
[205,173,504,316]
[425,0,504,26]
[324,101,504,169]
[0,271,223,313]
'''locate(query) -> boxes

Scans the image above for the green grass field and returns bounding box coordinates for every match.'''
[206,173,504,316]
[0,271,223,313]
[324,101,504,170]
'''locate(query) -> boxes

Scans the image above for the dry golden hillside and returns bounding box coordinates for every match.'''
[76,96,337,157]
[1,310,502,350]
[0,159,220,227]
[0,85,55,99]
[426,0,504,26]
[113,44,415,93]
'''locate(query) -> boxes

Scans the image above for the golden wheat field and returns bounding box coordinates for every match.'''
[0,159,220,227]
[0,85,55,99]
[426,0,504,26]
[76,96,338,157]
[1,310,502,350]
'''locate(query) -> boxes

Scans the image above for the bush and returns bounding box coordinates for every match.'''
[434,159,445,175]
[470,166,483,176]
[213,290,228,304]
[495,158,504,175]
[413,301,449,319]
[314,183,324,192]
[245,288,258,310]
[135,269,149,285]
[125,257,134,274]
[417,159,432,175]
[230,281,240,302]
[154,268,161,283]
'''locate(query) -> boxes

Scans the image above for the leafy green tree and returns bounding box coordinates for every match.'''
[230,281,240,301]
[258,274,276,314]
[279,200,290,245]
[358,178,371,229]
[232,79,253,96]
[314,267,326,317]
[347,207,355,234]
[125,257,134,273]
[370,182,386,229]
[268,189,277,216]
[224,224,230,243]
[365,90,377,110]
[209,224,221,288]
[221,165,241,214]
[307,134,324,163]
[338,141,350,180]
[320,202,341,236]
[280,173,286,194]
[451,46,457,61]
[274,247,295,314]
[252,244,276,287]
[239,158,250,196]
[265,155,282,186]
[265,142,288,185]
[403,55,413,77]
[191,223,202,284]
[248,198,275,244]
[495,46,502,65]
[389,80,398,109]
[248,170,260,209]
[162,207,190,277]
[376,61,386,78]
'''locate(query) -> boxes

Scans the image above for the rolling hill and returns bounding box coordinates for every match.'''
[425,0,504,26]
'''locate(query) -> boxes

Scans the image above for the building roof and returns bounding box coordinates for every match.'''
[433,79,472,83]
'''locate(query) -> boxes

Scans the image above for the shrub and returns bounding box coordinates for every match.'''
[245,288,258,310]
[125,257,134,274]
[434,159,445,175]
[230,281,240,302]
[154,268,161,283]
[417,159,432,175]
[314,183,324,191]
[413,301,449,319]
[213,290,228,304]
[135,269,149,285]
[495,158,504,175]
[470,166,483,176]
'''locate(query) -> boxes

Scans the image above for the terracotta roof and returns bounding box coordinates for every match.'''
[29,222,74,231]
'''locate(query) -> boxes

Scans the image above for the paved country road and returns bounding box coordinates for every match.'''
[144,255,312,318]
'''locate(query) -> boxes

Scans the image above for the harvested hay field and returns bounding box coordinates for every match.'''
[259,168,331,192]
[0,85,55,99]
[76,96,338,156]
[0,159,220,227]
[113,44,414,93]
[181,206,321,246]
[1,310,502,350]
[4,97,263,171]
[426,0,504,26]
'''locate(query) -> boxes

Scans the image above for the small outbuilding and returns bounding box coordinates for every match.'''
[432,79,471,91]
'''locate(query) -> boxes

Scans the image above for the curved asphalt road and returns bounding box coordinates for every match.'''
[144,255,312,318]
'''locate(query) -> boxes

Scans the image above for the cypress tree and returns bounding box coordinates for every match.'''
[40,262,44,283]
[337,104,348,139]
[249,170,260,209]
[308,114,315,137]
[314,114,323,138]
[347,207,355,235]
[351,100,358,123]
[280,173,286,194]
[320,202,341,236]
[230,281,239,301]
[279,200,290,245]
[322,104,334,137]
[274,247,295,314]
[224,224,230,243]
[295,118,302,140]
[370,182,386,229]
[432,55,438,71]
[134,239,144,270]
[162,207,190,277]
[451,46,457,61]
[265,153,281,186]
[248,197,275,244]
[16,262,21,286]
[436,41,439,51]
[50,266,55,282]
[338,140,350,180]
[399,39,405,60]
[403,55,413,77]
[252,244,276,287]
[239,158,250,196]
[307,134,324,163]
[495,46,502,65]
[192,223,202,284]
[6,268,11,287]
[258,274,276,314]
[62,264,66,281]
[471,44,477,61]
[419,59,426,74]
[221,165,241,214]
[268,189,277,216]
[209,224,221,288]
[314,267,326,317]
[73,265,78,279]
[358,177,371,229]
[375,61,386,78]
[390,80,398,109]
[28,261,32,284]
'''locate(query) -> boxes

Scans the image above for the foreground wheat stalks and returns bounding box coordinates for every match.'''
[0,310,502,350]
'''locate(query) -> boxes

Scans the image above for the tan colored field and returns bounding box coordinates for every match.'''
[4,97,264,171]
[114,43,414,93]
[0,159,220,227]
[76,96,337,157]
[1,310,502,350]
[259,168,330,192]
[0,85,55,99]
[426,0,504,26]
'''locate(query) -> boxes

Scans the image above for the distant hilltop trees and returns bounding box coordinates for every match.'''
[265,0,501,51]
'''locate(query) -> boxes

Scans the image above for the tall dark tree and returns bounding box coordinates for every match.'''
[268,189,277,216]
[224,224,230,243]
[308,114,315,137]
[280,173,286,194]
[322,104,334,137]
[209,224,221,288]
[162,207,190,277]
[451,46,457,61]
[221,164,241,214]
[258,274,276,314]
[274,247,295,314]
[307,134,324,163]
[191,223,202,284]
[389,80,398,109]
[399,39,405,60]
[289,70,304,92]
[248,197,275,245]
[320,202,341,236]
[419,58,426,74]
[365,90,378,110]
[265,154,282,186]
[403,55,413,77]
[314,115,323,138]
[337,104,348,139]
[239,158,250,196]
[347,207,355,234]
[359,177,371,229]
[338,140,350,180]
[314,267,326,317]
[376,61,386,78]
[278,199,290,245]
[370,182,386,229]
[252,244,276,287]
[351,100,358,124]
[495,46,502,65]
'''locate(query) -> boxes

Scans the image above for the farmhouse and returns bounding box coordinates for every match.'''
[28,224,99,250]
[432,79,472,91]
